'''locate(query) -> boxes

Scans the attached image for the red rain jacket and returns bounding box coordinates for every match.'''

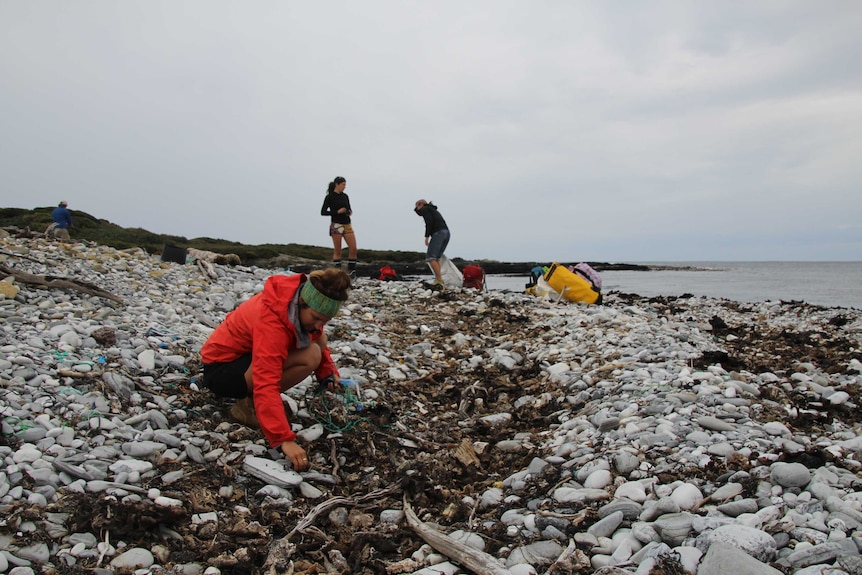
[200,274,338,446]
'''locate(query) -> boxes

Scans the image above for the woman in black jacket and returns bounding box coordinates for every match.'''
[320,177,358,274]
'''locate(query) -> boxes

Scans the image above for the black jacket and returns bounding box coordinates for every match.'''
[321,193,352,225]
[416,203,448,238]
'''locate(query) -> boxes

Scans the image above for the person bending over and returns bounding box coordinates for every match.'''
[414,199,450,285]
[200,269,351,470]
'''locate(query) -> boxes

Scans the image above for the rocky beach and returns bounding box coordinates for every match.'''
[1,234,862,575]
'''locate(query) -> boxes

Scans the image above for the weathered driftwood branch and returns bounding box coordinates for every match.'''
[263,484,401,572]
[196,259,218,281]
[0,263,123,304]
[403,495,515,575]
[262,538,296,575]
[547,538,591,572]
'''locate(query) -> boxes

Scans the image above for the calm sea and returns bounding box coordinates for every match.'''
[484,262,862,310]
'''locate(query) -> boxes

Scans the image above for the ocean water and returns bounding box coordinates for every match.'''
[484,262,862,310]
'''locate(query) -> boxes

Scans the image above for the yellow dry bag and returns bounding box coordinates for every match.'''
[544,262,601,304]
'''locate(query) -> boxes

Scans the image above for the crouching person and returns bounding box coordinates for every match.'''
[200,269,351,470]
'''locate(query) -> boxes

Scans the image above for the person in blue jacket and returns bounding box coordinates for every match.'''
[50,201,72,240]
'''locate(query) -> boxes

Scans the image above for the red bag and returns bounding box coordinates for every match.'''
[462,265,486,290]
[377,265,401,281]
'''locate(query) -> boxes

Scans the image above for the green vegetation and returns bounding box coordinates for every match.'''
[0,206,432,265]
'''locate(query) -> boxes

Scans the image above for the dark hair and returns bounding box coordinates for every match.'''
[326,177,347,194]
[308,268,352,300]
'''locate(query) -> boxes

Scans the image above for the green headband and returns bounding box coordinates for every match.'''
[300,280,344,318]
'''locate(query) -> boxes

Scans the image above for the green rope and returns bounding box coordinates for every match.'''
[312,390,370,433]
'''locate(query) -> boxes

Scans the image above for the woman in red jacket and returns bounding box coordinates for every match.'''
[200,269,351,470]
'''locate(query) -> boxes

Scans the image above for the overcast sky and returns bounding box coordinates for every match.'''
[2,2,860,262]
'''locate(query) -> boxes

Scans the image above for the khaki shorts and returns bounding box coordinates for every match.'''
[53,228,71,241]
[329,223,354,236]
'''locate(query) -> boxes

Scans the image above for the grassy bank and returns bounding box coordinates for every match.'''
[0,206,648,276]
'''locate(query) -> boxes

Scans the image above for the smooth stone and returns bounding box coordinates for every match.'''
[717,498,759,517]
[576,459,611,483]
[15,542,50,562]
[298,482,323,499]
[598,499,642,520]
[640,497,680,522]
[787,539,858,569]
[480,413,512,426]
[410,562,460,575]
[500,509,526,526]
[670,483,703,511]
[380,509,405,525]
[697,416,735,431]
[614,481,647,503]
[674,545,703,573]
[479,487,503,509]
[837,556,862,574]
[122,441,166,458]
[553,487,610,504]
[505,540,564,568]
[707,442,735,457]
[631,522,661,544]
[588,511,624,538]
[710,482,744,501]
[613,452,640,475]
[110,547,155,570]
[696,524,778,563]
[697,543,783,575]
[651,512,695,546]
[793,566,849,575]
[771,462,812,488]
[584,469,613,489]
[296,423,325,443]
[763,421,792,436]
[449,530,485,551]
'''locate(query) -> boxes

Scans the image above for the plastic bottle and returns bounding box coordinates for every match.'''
[340,378,362,399]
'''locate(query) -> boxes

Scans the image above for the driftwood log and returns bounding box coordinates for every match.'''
[196,259,218,281]
[0,263,123,304]
[187,247,241,266]
[403,496,515,575]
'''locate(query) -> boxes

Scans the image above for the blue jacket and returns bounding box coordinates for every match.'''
[52,206,72,229]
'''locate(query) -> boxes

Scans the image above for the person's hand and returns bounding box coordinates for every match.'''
[424,237,430,246]
[281,441,308,470]
[319,374,340,393]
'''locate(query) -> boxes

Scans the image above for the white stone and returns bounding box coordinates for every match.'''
[670,483,703,511]
[771,462,811,488]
